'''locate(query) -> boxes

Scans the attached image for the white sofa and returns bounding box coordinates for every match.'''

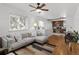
[2,33,48,52]
[2,34,34,51]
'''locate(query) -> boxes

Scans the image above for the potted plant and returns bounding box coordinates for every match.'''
[72,31,79,43]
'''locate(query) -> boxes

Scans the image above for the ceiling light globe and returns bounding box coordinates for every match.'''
[36,9,42,13]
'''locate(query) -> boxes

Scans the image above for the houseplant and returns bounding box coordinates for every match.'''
[72,31,79,43]
[65,30,79,43]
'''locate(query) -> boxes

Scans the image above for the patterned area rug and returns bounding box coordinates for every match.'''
[15,44,53,55]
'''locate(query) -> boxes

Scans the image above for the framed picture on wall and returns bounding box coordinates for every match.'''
[52,20,66,33]
[9,15,26,31]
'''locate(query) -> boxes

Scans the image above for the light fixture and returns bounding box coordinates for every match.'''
[39,21,44,27]
[34,23,37,27]
[36,9,42,13]
[33,22,38,35]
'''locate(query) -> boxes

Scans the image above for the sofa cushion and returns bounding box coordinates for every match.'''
[6,34,14,39]
[21,33,32,39]
[10,38,34,51]
[10,42,25,51]
[14,34,22,42]
[23,37,34,43]
[14,36,18,42]
[6,37,15,44]
[35,36,48,44]
[2,35,15,44]
[6,34,16,42]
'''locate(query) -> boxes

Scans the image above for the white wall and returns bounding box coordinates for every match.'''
[64,18,74,32]
[27,15,53,36]
[73,6,79,33]
[0,4,24,35]
[0,4,52,36]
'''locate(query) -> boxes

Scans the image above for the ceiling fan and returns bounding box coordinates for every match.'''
[29,3,48,13]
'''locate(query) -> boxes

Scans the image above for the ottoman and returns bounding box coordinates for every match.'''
[35,36,48,44]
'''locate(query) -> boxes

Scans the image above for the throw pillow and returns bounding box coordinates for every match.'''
[6,34,14,38]
[27,33,32,37]
[14,34,22,42]
[21,33,32,39]
[14,36,18,42]
[6,37,15,45]
[6,34,16,42]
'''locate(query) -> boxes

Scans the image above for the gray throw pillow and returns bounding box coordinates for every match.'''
[14,36,18,42]
[22,33,32,39]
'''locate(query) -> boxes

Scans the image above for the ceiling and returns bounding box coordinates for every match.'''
[4,3,79,20]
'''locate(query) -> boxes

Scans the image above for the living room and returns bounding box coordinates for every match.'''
[0,3,79,55]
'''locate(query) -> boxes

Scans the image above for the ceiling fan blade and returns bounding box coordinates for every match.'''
[39,4,46,8]
[29,5,36,8]
[30,9,36,12]
[41,9,48,11]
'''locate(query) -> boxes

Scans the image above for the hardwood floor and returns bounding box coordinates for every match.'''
[48,35,79,55]
[69,42,79,55]
[7,35,79,55]
[14,45,52,55]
